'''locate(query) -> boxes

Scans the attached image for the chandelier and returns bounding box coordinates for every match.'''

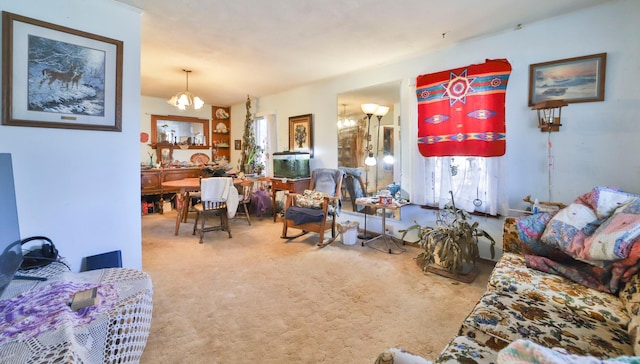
[337,104,356,129]
[167,69,205,110]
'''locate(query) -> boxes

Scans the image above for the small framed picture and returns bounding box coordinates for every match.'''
[528,53,606,106]
[288,114,313,157]
[234,139,241,150]
[2,11,123,131]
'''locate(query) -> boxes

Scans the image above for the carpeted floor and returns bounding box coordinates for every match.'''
[140,211,494,363]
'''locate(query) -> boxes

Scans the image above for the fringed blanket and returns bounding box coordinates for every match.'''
[523,187,640,294]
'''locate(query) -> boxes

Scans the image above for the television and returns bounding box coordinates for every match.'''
[0,153,23,297]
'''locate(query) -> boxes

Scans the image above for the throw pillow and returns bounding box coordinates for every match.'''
[586,198,640,261]
[294,189,330,209]
[540,203,599,261]
[576,186,640,220]
[515,212,573,262]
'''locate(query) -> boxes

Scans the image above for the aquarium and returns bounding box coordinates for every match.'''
[273,152,310,179]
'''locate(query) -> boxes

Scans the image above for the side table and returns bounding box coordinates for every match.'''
[270,177,311,222]
[355,198,408,254]
[0,267,153,363]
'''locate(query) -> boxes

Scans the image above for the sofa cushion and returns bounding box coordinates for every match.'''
[294,189,330,209]
[488,253,629,327]
[620,273,640,307]
[459,290,633,358]
[435,336,499,364]
[502,217,522,255]
[625,302,640,356]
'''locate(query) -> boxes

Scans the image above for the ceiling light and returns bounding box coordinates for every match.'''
[338,104,356,129]
[167,69,204,110]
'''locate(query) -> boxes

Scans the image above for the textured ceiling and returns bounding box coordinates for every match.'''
[113,0,612,108]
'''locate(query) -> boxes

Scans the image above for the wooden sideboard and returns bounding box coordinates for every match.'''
[141,167,202,196]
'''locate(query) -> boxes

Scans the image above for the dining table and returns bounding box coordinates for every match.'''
[161,177,201,235]
[161,177,242,235]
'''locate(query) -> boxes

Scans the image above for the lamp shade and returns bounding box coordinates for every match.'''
[374,105,390,117]
[383,154,395,164]
[365,153,377,166]
[361,103,379,115]
[167,69,204,110]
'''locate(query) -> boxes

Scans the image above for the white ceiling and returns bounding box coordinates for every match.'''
[113,0,612,108]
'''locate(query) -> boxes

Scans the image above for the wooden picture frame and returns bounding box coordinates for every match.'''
[288,114,313,157]
[2,11,123,131]
[528,53,606,106]
[234,139,241,150]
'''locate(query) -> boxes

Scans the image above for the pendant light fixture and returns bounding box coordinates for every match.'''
[337,104,356,129]
[167,69,205,110]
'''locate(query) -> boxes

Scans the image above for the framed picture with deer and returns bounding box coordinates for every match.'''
[2,11,123,131]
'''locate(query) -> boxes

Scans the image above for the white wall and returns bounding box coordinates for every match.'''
[226,0,640,258]
[0,0,142,271]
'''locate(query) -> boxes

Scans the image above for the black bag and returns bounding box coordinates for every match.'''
[19,236,59,270]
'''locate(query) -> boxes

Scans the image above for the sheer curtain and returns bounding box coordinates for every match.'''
[420,156,507,216]
[254,114,276,176]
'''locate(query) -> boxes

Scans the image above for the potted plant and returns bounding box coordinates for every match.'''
[400,191,495,277]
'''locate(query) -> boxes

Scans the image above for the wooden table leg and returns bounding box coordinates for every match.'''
[272,190,277,222]
[173,190,186,235]
[181,192,190,223]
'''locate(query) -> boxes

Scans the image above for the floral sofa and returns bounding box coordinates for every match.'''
[377,186,640,363]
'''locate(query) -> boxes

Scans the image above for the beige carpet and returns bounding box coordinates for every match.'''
[140,211,494,363]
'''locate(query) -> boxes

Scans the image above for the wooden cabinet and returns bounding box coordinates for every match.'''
[141,168,202,196]
[270,177,311,221]
[211,105,231,162]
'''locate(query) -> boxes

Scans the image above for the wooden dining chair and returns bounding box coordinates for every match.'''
[234,179,254,225]
[192,177,236,243]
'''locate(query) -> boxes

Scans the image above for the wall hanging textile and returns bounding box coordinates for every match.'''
[416,59,511,157]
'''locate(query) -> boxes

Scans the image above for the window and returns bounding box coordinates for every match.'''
[420,156,507,216]
[253,114,276,176]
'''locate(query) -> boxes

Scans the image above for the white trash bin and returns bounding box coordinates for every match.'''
[337,221,359,245]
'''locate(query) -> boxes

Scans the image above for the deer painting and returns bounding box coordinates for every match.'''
[39,66,77,89]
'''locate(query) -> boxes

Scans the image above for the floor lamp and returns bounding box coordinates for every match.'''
[373,106,390,187]
[358,103,379,240]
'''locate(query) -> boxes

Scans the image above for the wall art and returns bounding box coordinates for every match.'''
[2,11,123,131]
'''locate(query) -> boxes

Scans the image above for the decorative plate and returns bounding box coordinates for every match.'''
[215,108,229,119]
[190,153,210,165]
[216,122,227,131]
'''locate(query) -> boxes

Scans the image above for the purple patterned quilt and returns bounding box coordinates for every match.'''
[524,187,640,294]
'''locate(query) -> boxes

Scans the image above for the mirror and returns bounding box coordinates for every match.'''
[150,114,210,149]
[337,80,402,219]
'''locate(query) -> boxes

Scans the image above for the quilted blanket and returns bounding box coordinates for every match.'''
[525,187,640,294]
